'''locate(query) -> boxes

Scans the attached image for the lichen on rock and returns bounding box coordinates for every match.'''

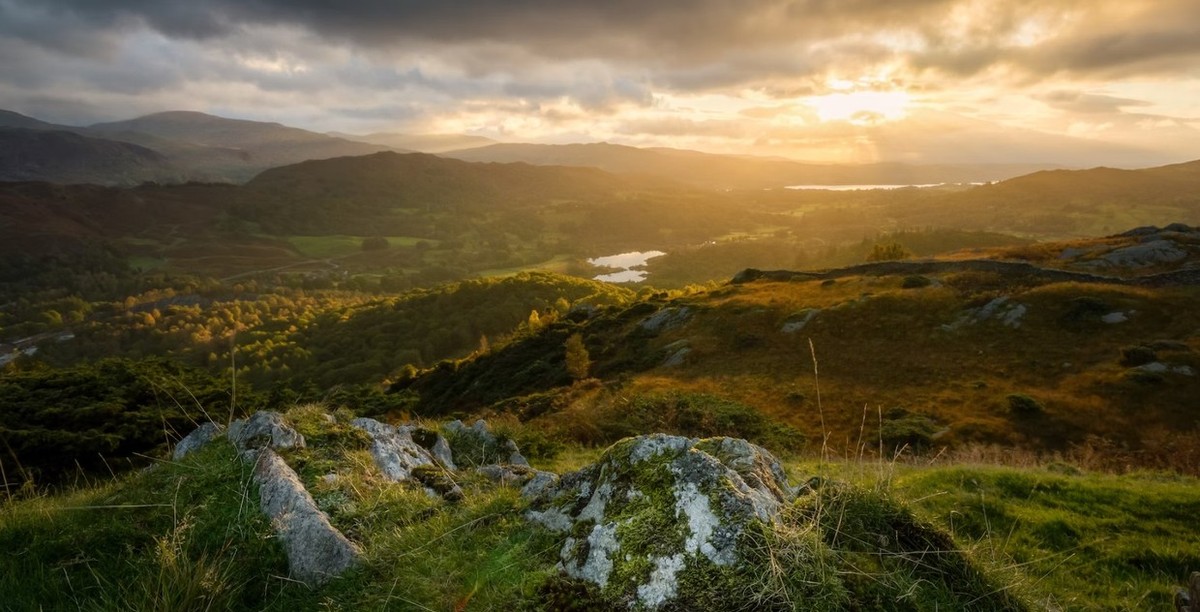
[527,434,797,609]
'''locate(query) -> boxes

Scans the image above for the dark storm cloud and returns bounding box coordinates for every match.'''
[5,0,1200,94]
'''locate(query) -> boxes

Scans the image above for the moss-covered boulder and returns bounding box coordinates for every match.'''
[525,434,797,609]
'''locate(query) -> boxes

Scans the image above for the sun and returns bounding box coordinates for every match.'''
[808,90,911,125]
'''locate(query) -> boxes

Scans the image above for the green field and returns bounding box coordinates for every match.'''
[287,235,434,258]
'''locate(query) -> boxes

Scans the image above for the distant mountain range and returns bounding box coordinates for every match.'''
[441,142,1061,189]
[330,131,497,154]
[0,108,1080,189]
[0,110,395,185]
[0,108,1195,194]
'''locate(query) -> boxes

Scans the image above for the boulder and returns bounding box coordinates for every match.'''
[1083,239,1189,269]
[941,296,1028,331]
[1178,571,1200,612]
[352,418,464,500]
[252,448,360,585]
[445,419,528,467]
[638,306,693,334]
[351,417,437,481]
[526,434,796,609]
[661,340,691,368]
[780,309,819,334]
[173,421,224,460]
[228,411,305,451]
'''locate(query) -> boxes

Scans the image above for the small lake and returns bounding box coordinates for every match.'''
[589,251,666,283]
[785,184,944,191]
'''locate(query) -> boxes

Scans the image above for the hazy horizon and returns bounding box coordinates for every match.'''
[2,0,1198,166]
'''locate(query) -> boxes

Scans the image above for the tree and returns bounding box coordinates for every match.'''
[564,333,591,381]
[362,236,390,251]
[866,242,913,262]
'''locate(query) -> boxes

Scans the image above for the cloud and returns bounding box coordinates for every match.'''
[0,0,1198,164]
[1039,91,1152,114]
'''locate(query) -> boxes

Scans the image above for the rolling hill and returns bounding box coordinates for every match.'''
[0,128,185,186]
[442,142,1060,189]
[88,111,397,182]
[331,131,496,153]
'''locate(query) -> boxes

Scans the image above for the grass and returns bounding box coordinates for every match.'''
[2,401,1197,610]
[793,459,1200,611]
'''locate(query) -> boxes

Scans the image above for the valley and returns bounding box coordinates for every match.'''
[1,108,1199,611]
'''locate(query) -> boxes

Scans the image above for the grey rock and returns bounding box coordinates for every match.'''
[1177,571,1200,612]
[505,439,530,467]
[252,449,360,585]
[430,434,457,471]
[941,296,1028,331]
[445,418,529,468]
[1102,311,1129,324]
[228,411,305,451]
[780,308,819,334]
[173,422,225,460]
[1149,339,1192,352]
[661,344,691,368]
[1084,239,1189,269]
[526,434,796,609]
[1136,362,1170,374]
[521,470,560,500]
[639,306,693,334]
[351,417,435,482]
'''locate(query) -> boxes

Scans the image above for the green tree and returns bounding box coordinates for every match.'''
[564,333,591,381]
[362,236,390,251]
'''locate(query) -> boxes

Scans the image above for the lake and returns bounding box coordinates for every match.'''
[589,250,666,283]
[785,184,944,191]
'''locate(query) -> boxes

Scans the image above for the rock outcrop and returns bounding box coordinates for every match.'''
[252,448,361,585]
[445,419,529,467]
[173,421,224,460]
[228,411,305,451]
[525,434,796,609]
[351,417,463,500]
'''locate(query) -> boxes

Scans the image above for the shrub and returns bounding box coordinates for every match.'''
[901,275,932,289]
[1119,345,1157,367]
[878,408,941,451]
[1006,393,1044,416]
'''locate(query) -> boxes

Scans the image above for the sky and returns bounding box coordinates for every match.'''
[1,0,1199,166]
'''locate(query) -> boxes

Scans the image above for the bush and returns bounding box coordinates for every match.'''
[361,236,389,251]
[901,275,933,289]
[1119,345,1157,367]
[878,408,941,451]
[1006,393,1044,416]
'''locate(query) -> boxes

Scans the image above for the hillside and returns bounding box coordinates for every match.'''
[88,111,397,182]
[396,227,1200,473]
[2,230,1199,610]
[0,128,185,186]
[233,151,773,251]
[443,142,1058,189]
[332,131,497,153]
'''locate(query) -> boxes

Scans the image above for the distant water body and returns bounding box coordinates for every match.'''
[785,183,982,191]
[785,184,943,191]
[589,251,666,283]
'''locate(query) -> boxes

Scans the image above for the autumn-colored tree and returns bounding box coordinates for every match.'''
[866,242,913,262]
[564,333,591,381]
